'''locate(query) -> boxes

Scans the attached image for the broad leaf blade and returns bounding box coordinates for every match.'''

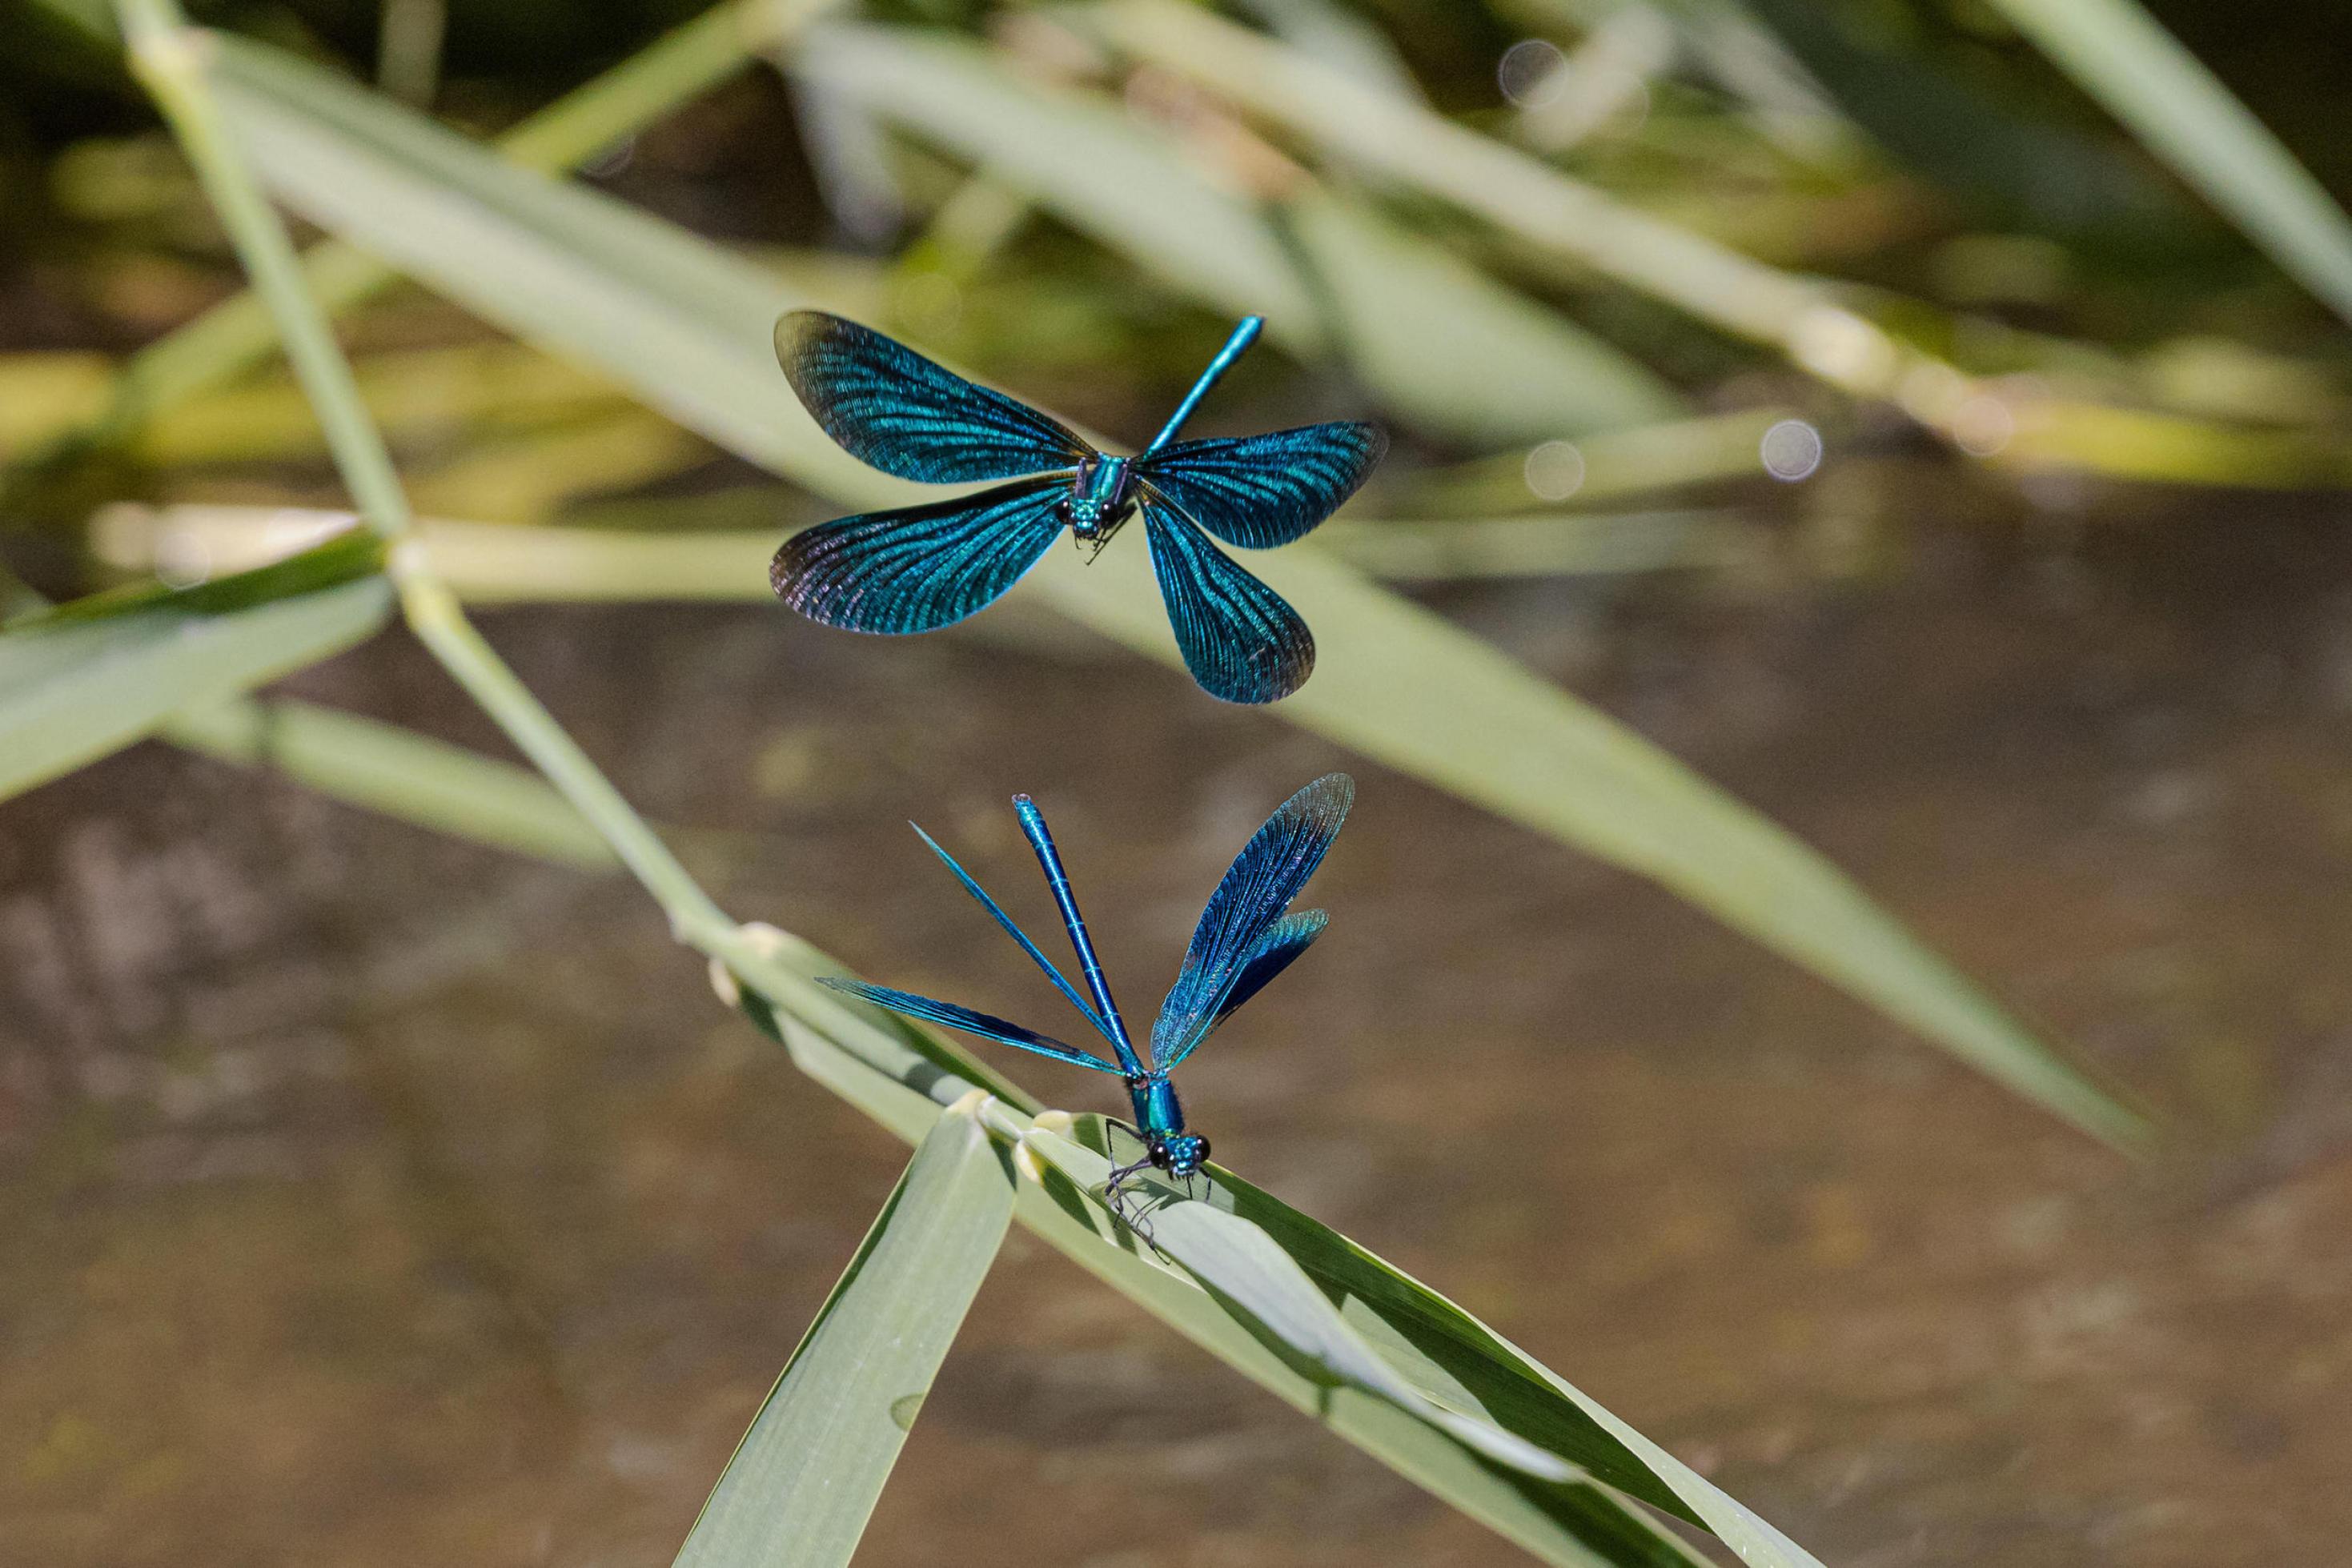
[673,1097,1016,1568]
[197,32,2135,1142]
[1199,1159,1823,1564]
[1126,1193,1577,1482]
[0,576,391,803]
[741,959,1751,1568]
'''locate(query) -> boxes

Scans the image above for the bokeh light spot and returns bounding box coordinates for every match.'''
[1951,396,2016,457]
[1760,419,1824,482]
[1499,39,1567,108]
[1523,439,1587,501]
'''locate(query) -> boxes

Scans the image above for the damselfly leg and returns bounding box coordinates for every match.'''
[1103,1153,1164,1248]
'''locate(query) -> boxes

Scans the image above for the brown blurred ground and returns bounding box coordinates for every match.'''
[6,496,2352,1567]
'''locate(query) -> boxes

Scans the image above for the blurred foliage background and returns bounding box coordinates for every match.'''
[7,0,2352,1563]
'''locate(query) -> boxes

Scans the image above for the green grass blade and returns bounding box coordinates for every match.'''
[423,511,1739,592]
[1196,1157,1822,1564]
[121,504,1744,596]
[1079,0,1925,400]
[790,24,1683,442]
[1136,1196,1575,1481]
[1987,0,2352,328]
[727,958,1767,1568]
[164,696,619,868]
[19,0,113,42]
[1728,0,2181,241]
[196,31,2137,1145]
[0,576,391,803]
[672,1095,1016,1568]
[14,525,384,626]
[657,914,1836,1568]
[117,0,411,538]
[1274,191,1684,442]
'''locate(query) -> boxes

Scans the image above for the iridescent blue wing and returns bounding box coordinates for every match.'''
[1140,503,1314,704]
[1151,774,1353,1069]
[778,311,1091,483]
[772,477,1065,634]
[818,976,1124,1075]
[1135,422,1384,549]
[1208,909,1327,1032]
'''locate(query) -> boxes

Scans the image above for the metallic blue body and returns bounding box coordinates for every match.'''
[819,776,1356,1214]
[1147,315,1262,453]
[1013,794,1142,1077]
[1062,455,1138,551]
[771,311,1387,704]
[1133,1077,1186,1138]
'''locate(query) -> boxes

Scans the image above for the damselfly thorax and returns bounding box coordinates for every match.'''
[1127,1073,1210,1179]
[1062,454,1138,555]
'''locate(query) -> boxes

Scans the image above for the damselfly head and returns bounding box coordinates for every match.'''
[1064,505,1131,558]
[1151,1132,1210,1178]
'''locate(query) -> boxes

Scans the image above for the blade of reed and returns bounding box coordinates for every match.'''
[789,24,1683,443]
[18,0,110,40]
[672,1094,1016,1568]
[16,523,383,626]
[1250,0,1423,98]
[1092,0,2352,388]
[0,575,390,801]
[1985,0,2352,329]
[736,952,1807,1568]
[1074,1,1924,402]
[118,0,411,537]
[433,512,1744,588]
[1403,413,1789,513]
[1186,1139,1820,1565]
[0,528,536,857]
[204,30,893,499]
[1728,0,2179,241]
[1026,1167,1577,1482]
[1314,511,1752,579]
[195,30,2138,1146]
[92,503,1744,596]
[163,695,618,868]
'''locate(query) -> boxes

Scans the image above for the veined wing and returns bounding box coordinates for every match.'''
[1208,909,1327,1035]
[778,311,1091,483]
[1136,422,1385,549]
[1141,503,1314,704]
[819,976,1123,1075]
[1152,775,1353,1069]
[772,477,1065,635]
